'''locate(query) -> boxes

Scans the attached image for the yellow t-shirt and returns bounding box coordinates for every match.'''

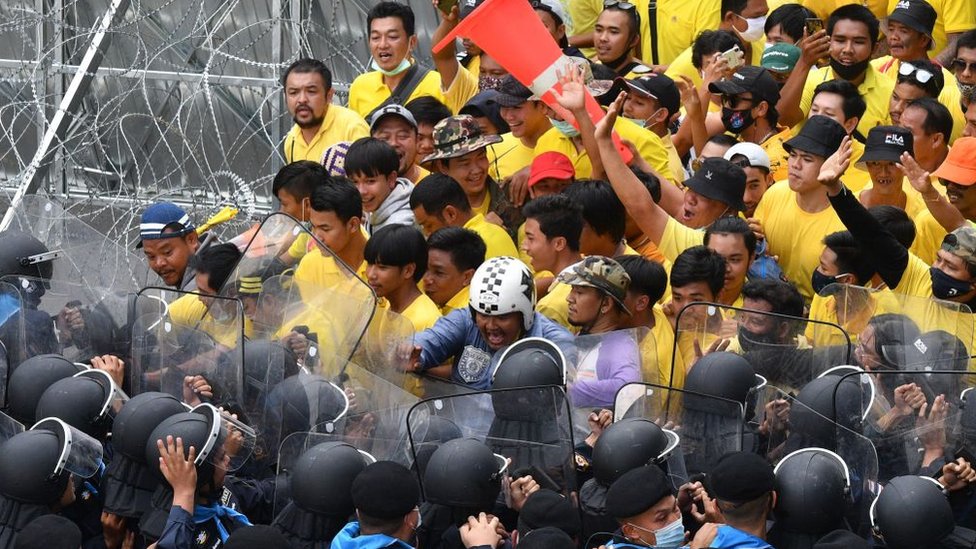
[402,293,443,332]
[845,140,871,193]
[754,182,846,303]
[649,305,686,389]
[347,66,476,118]
[633,0,721,67]
[649,130,685,186]
[855,178,926,219]
[284,105,369,164]
[464,213,519,259]
[799,65,895,138]
[887,0,976,57]
[293,248,368,296]
[440,286,470,315]
[891,253,934,298]
[659,217,705,263]
[534,117,672,181]
[911,209,949,265]
[168,294,247,349]
[489,133,536,181]
[761,128,792,183]
[871,57,967,145]
[536,281,573,330]
[567,0,602,59]
[664,39,765,89]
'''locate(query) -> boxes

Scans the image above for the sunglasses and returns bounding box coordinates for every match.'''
[720,95,757,109]
[898,61,935,84]
[951,59,976,73]
[603,0,636,11]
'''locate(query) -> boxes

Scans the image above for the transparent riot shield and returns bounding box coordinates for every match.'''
[407,386,577,496]
[613,382,744,480]
[129,288,245,411]
[674,302,854,394]
[219,213,377,377]
[565,328,647,439]
[5,195,151,293]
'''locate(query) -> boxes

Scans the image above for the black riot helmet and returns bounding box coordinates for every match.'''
[35,369,125,439]
[291,442,374,516]
[789,375,865,448]
[113,392,187,462]
[422,438,507,510]
[0,230,56,281]
[871,475,955,549]
[772,448,851,535]
[591,418,679,486]
[684,352,758,414]
[242,339,299,414]
[491,338,567,419]
[0,428,71,505]
[264,374,349,448]
[6,354,84,425]
[412,416,463,478]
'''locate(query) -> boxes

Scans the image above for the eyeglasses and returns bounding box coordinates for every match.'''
[951,58,976,73]
[603,0,636,11]
[898,61,935,84]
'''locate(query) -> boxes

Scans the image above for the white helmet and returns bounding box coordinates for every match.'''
[469,256,536,330]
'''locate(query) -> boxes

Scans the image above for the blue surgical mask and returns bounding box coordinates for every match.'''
[930,267,973,299]
[652,516,686,547]
[548,117,580,138]
[371,57,412,77]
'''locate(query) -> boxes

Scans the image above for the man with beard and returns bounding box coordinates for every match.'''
[777,5,896,138]
[282,58,369,163]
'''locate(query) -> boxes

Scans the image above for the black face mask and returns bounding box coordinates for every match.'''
[830,57,871,81]
[721,107,755,134]
[811,269,848,295]
[737,324,783,352]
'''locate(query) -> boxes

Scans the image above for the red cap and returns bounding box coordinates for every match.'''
[528,151,575,187]
[932,137,976,186]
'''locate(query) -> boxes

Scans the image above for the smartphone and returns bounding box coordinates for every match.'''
[805,17,824,36]
[438,0,460,15]
[721,45,744,69]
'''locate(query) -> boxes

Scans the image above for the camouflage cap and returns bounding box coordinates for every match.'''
[557,256,631,314]
[942,226,976,268]
[422,115,503,163]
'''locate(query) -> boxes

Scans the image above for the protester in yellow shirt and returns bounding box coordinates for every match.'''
[754,116,849,303]
[521,195,585,330]
[777,5,896,139]
[807,80,871,191]
[592,2,654,78]
[282,58,369,164]
[616,74,686,184]
[561,179,634,258]
[294,178,370,293]
[855,125,926,218]
[347,2,471,118]
[410,173,518,259]
[369,104,429,185]
[424,227,486,314]
[173,243,249,349]
[887,0,976,65]
[364,224,442,332]
[488,76,554,181]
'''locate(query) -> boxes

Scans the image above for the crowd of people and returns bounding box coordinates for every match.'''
[2,0,976,547]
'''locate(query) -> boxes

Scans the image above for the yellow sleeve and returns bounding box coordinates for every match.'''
[287,232,311,260]
[483,224,520,259]
[616,119,677,186]
[942,0,976,34]
[660,217,705,263]
[663,48,703,88]
[342,110,371,142]
[346,73,375,119]
[168,294,206,328]
[567,0,603,58]
[892,254,934,298]
[442,66,478,114]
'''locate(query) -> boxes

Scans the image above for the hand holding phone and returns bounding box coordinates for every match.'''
[805,18,824,36]
[720,45,745,70]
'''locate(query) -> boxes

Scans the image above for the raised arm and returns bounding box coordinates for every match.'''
[899,152,968,232]
[777,30,829,128]
[430,2,461,90]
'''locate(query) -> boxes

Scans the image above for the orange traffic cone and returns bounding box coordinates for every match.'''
[435,0,632,163]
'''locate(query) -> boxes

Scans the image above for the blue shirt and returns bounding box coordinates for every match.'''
[709,525,772,548]
[415,309,575,389]
[330,521,414,549]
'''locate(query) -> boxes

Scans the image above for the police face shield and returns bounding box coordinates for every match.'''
[30,417,104,478]
[565,328,647,440]
[74,368,130,420]
[190,403,256,472]
[407,386,577,496]
[219,213,377,378]
[262,374,350,463]
[129,289,245,411]
[676,302,854,394]
[615,382,742,482]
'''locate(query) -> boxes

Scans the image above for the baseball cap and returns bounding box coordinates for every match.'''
[783,115,848,159]
[888,0,937,49]
[368,104,418,132]
[931,137,976,185]
[683,157,748,211]
[137,202,195,248]
[490,76,536,108]
[528,151,575,187]
[707,451,775,504]
[614,74,681,117]
[557,256,631,315]
[708,66,781,106]
[724,142,771,172]
[857,125,914,168]
[422,115,503,163]
[761,43,801,74]
[941,227,976,270]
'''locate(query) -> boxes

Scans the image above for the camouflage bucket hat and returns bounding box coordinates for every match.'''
[942,226,976,269]
[557,256,632,315]
[422,114,503,163]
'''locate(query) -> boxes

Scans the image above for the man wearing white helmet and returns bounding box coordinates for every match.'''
[409,256,574,390]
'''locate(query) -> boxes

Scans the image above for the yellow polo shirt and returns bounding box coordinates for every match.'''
[871,57,966,145]
[347,65,477,118]
[168,294,250,349]
[463,213,519,259]
[535,117,672,181]
[632,0,721,67]
[664,39,765,88]
[402,293,443,332]
[754,182,846,303]
[659,217,705,262]
[567,0,602,59]
[440,286,470,315]
[284,105,369,164]
[887,0,976,57]
[799,65,895,138]
[489,133,536,181]
[650,305,687,389]
[536,281,573,330]
[649,130,685,185]
[293,248,368,295]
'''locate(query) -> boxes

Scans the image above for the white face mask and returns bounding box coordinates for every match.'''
[735,14,767,42]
